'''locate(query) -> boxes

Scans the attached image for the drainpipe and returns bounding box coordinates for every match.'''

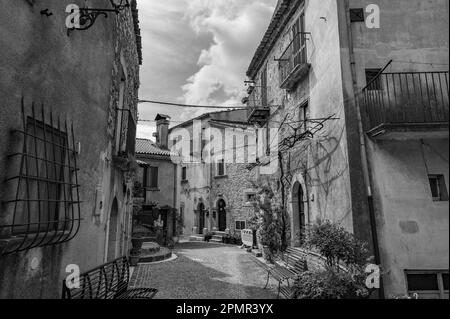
[343,0,384,299]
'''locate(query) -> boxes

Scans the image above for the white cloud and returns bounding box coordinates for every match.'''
[181,0,276,106]
[136,0,277,139]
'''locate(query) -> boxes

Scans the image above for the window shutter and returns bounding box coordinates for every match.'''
[151,167,159,188]
[143,167,148,188]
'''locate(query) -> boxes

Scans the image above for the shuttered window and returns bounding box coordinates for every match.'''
[143,166,159,189]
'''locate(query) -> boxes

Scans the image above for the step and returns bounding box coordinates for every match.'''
[141,242,160,254]
[212,235,223,241]
[210,238,223,243]
[189,235,205,242]
[213,231,227,236]
[138,247,172,263]
[252,249,263,258]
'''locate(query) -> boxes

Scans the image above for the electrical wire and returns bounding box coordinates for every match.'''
[138,99,245,109]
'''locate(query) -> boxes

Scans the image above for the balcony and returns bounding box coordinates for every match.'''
[278,32,310,90]
[246,85,270,126]
[361,71,449,140]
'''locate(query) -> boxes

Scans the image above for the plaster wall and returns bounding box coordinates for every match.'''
[0,0,139,298]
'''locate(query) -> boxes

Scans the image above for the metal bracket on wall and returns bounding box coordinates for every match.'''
[66,0,130,36]
[40,9,53,17]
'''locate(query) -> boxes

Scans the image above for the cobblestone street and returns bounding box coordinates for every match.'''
[129,242,278,299]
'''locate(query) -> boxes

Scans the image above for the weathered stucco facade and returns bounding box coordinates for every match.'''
[0,0,141,298]
[245,0,449,298]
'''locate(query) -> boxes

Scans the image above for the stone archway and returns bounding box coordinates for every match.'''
[291,182,306,247]
[107,198,119,261]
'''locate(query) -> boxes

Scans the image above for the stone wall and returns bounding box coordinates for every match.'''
[0,0,140,298]
[210,163,258,233]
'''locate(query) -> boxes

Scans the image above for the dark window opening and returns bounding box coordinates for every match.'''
[217,159,225,176]
[181,167,187,181]
[429,175,448,202]
[261,64,268,107]
[350,8,365,22]
[365,69,382,90]
[407,274,439,291]
[235,221,246,231]
[144,166,159,189]
[246,193,256,203]
[299,101,309,132]
[406,271,449,299]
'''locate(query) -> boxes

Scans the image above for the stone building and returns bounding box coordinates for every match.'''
[169,109,258,239]
[0,0,142,298]
[244,0,448,298]
[134,114,181,242]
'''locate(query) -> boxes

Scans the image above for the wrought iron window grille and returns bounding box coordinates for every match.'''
[0,100,82,255]
[66,0,131,35]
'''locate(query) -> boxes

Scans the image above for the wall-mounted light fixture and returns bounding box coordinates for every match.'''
[66,0,130,35]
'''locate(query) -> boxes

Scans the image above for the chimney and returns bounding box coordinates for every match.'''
[154,114,171,149]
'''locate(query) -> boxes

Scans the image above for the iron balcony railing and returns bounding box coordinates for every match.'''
[279,32,308,89]
[361,70,449,131]
[245,85,270,125]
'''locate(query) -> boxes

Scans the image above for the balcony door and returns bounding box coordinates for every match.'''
[292,13,306,67]
[218,199,227,232]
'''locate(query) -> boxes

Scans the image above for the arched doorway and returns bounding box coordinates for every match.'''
[218,199,227,231]
[292,182,306,247]
[198,202,205,234]
[107,198,119,261]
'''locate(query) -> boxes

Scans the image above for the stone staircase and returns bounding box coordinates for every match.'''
[210,231,227,243]
[189,235,205,242]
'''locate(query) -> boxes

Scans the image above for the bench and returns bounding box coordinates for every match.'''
[263,247,307,299]
[62,256,158,299]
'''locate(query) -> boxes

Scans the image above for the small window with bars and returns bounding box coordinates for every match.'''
[181,167,187,182]
[1,101,81,255]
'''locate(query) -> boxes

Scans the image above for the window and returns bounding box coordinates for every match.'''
[428,175,448,201]
[350,8,365,22]
[292,13,306,66]
[365,69,382,90]
[235,221,246,231]
[246,193,256,203]
[298,101,309,132]
[406,271,449,299]
[144,166,159,189]
[181,167,187,181]
[217,159,225,177]
[2,103,81,255]
[261,63,268,107]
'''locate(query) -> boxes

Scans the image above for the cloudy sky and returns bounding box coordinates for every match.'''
[136,0,277,139]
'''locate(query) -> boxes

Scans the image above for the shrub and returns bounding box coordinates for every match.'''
[292,220,374,299]
[293,268,370,299]
[304,220,371,268]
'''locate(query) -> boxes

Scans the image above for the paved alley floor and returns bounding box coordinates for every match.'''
[129,242,278,299]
